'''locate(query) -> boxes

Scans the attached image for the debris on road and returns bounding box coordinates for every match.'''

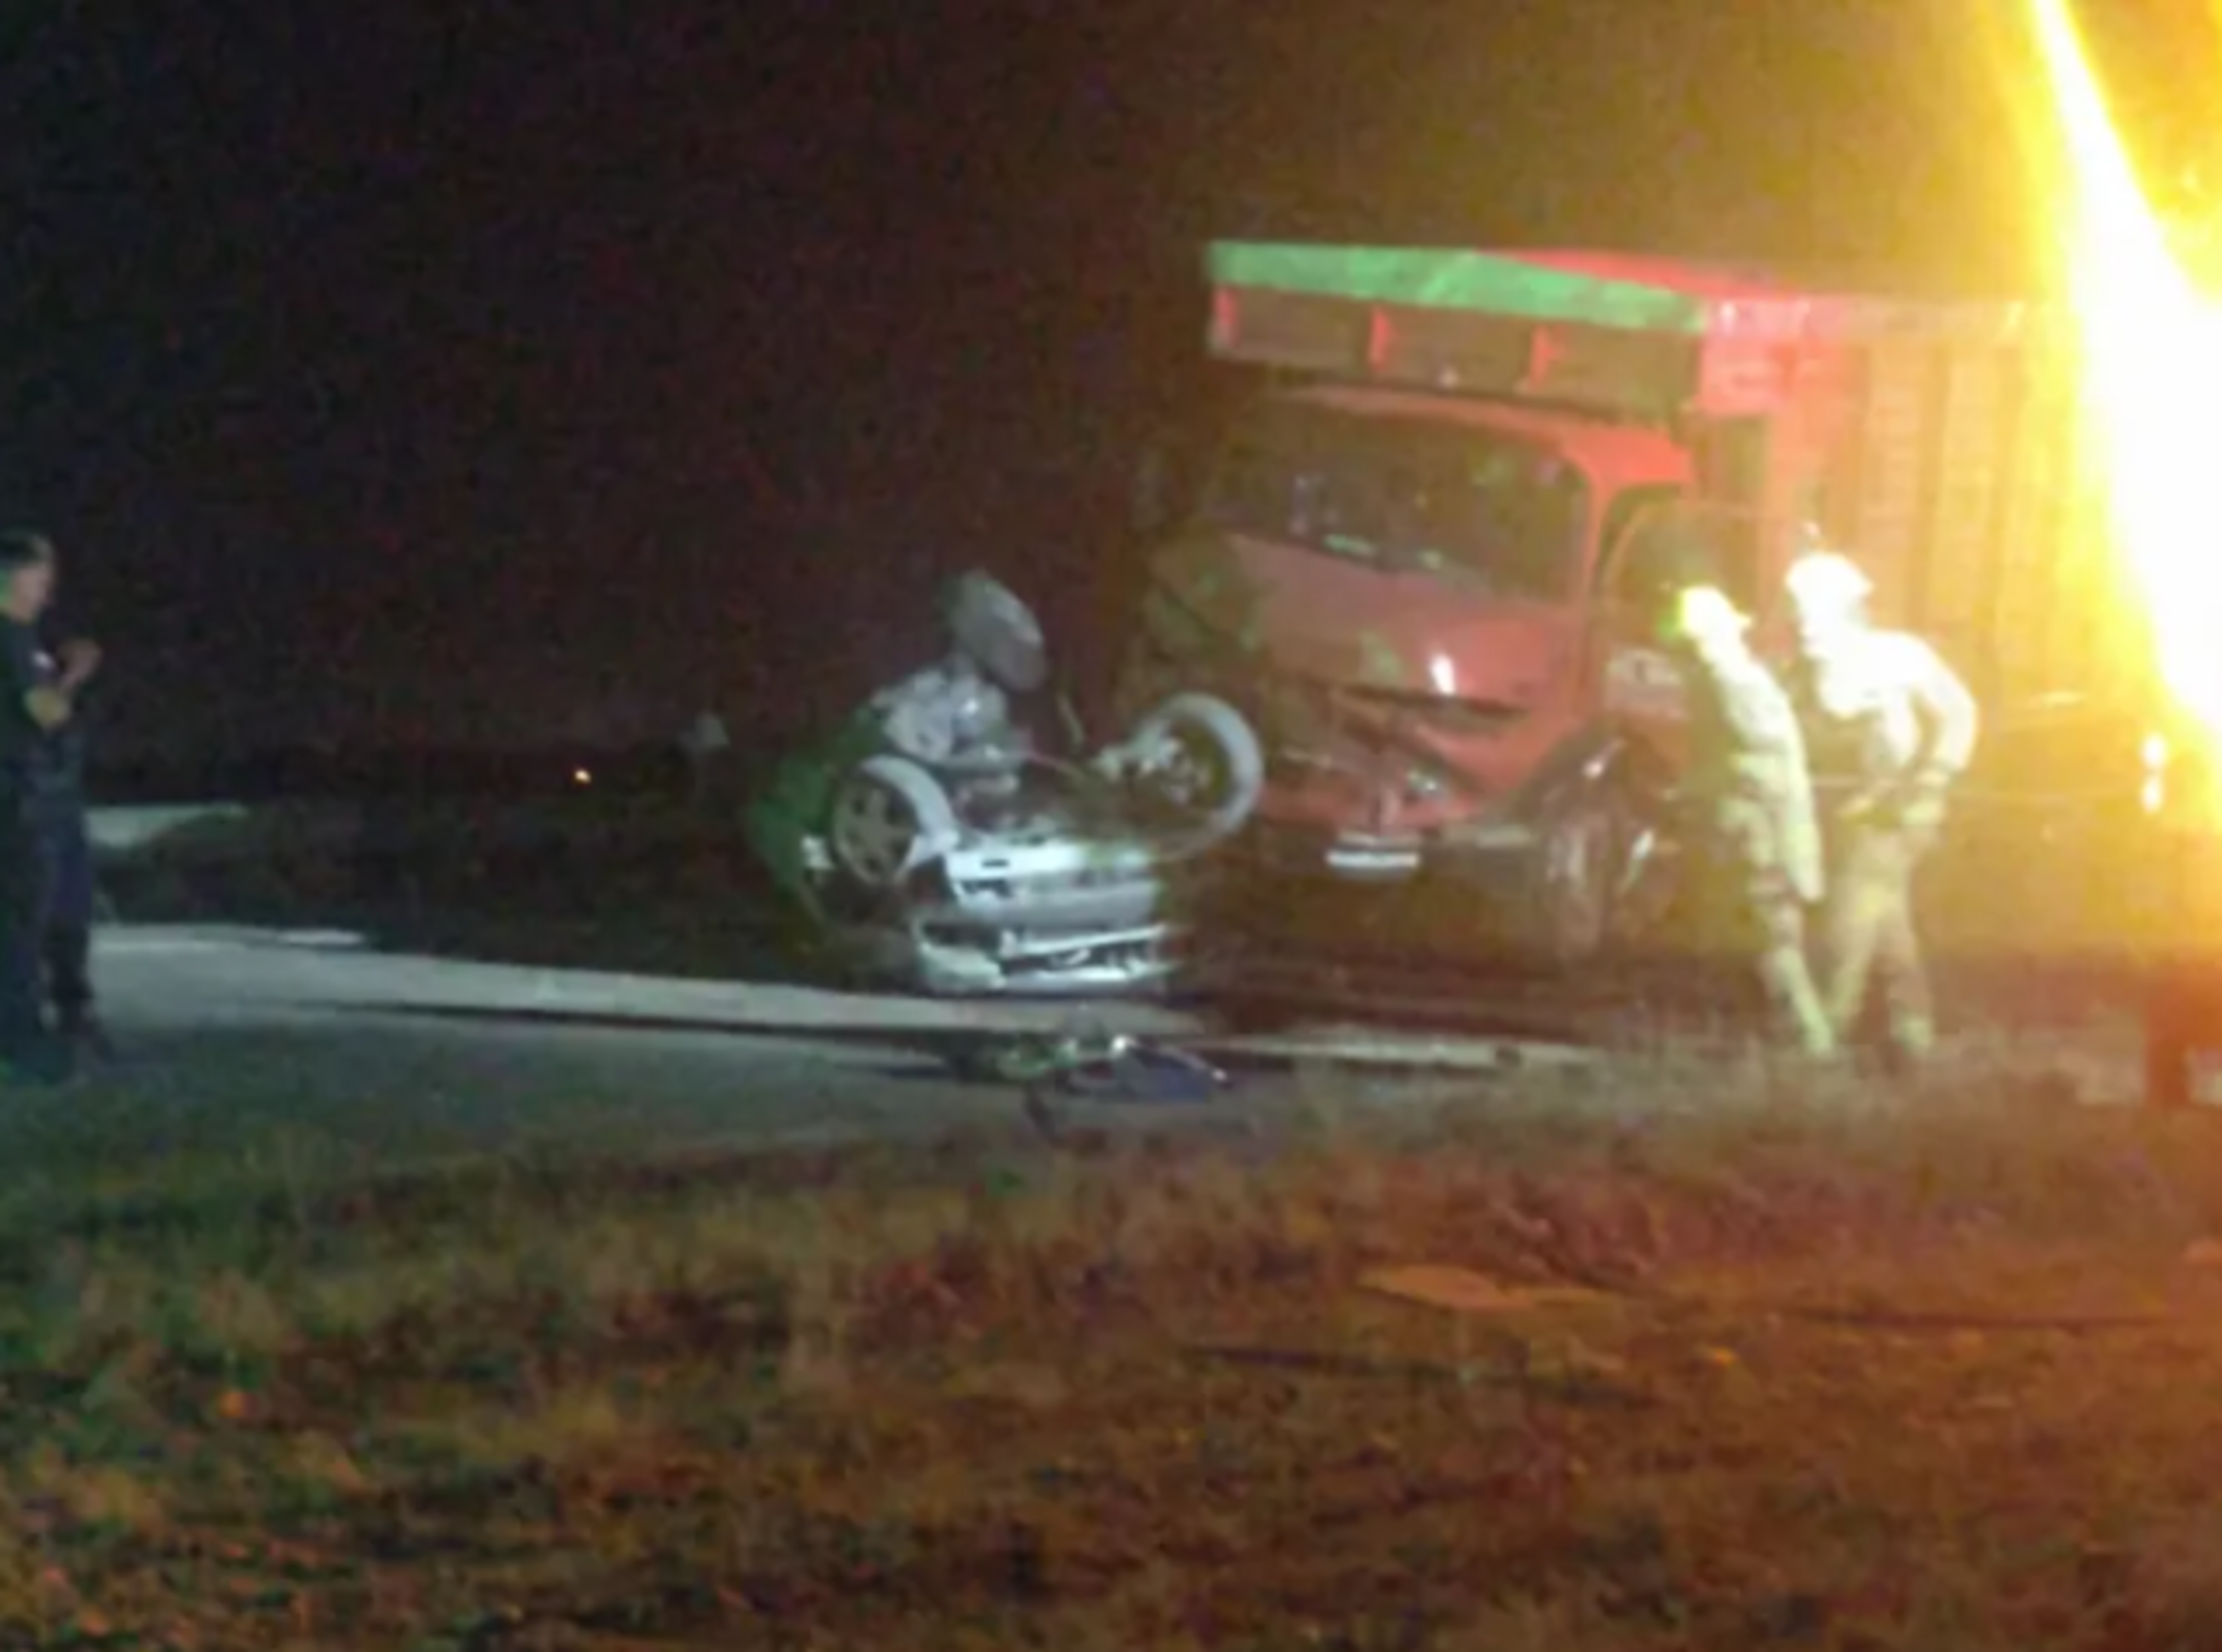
[947,1030,1231,1103]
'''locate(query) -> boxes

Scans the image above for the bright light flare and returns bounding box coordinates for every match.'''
[2023,0,2222,747]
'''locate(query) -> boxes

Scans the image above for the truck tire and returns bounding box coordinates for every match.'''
[1524,783,1629,972]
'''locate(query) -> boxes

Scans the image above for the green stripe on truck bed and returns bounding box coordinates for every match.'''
[1205,242,1715,335]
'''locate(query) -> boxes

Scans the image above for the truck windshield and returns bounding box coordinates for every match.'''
[1203,403,1587,601]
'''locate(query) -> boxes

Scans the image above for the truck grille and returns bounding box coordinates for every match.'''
[1131,586,1507,797]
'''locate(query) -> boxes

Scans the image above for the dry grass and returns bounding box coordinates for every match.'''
[5,1062,2222,1646]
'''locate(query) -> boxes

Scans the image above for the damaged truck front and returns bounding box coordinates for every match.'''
[1120,243,2137,998]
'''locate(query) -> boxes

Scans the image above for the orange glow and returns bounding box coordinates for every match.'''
[2021,0,2222,755]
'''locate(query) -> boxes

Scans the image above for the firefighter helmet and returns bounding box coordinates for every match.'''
[1667,583,1751,646]
[1784,549,1874,618]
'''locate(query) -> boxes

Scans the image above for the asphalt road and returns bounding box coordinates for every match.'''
[10,927,1601,1186]
[0,915,2138,1208]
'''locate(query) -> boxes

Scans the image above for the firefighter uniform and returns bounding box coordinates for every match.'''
[1667,586,1835,1057]
[1782,551,1979,1065]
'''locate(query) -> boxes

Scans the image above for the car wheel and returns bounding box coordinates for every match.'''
[824,756,961,892]
[1117,692,1265,848]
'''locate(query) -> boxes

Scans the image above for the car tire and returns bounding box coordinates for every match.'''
[1116,691,1266,849]
[824,755,962,892]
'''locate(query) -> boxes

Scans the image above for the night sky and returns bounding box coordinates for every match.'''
[0,2,2195,767]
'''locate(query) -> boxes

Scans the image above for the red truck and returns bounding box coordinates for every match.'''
[1116,242,2158,995]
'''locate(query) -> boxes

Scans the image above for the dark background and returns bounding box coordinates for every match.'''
[0,1,2203,777]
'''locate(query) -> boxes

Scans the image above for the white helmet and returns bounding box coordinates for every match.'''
[1784,549,1874,619]
[1670,583,1752,647]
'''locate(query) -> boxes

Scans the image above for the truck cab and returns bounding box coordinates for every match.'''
[1127,386,1695,819]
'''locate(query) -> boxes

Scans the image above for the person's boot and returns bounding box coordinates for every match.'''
[0,952,70,1085]
[56,1003,114,1065]
[45,923,109,1063]
[1881,1014,1935,1080]
[1759,950,1841,1063]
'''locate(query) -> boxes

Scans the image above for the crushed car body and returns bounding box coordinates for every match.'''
[744,572,1264,996]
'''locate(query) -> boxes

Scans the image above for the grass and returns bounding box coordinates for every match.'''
[7,1060,2222,1647]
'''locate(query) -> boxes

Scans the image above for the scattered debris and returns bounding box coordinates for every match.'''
[1180,1342,1651,1408]
[948,1031,1231,1103]
[940,1362,1072,1411]
[1361,1265,1615,1317]
[1780,1305,2173,1334]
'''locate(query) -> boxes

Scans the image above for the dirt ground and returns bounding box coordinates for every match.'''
[6,1066,2222,1649]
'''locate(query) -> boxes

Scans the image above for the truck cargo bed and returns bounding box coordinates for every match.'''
[1206,239,2147,728]
[1207,241,2027,422]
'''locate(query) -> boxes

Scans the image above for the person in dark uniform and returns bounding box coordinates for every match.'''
[0,531,90,1082]
[30,613,106,1057]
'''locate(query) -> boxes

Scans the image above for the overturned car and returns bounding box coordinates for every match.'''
[744,572,1264,995]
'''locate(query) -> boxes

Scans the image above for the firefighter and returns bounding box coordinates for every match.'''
[1664,583,1835,1058]
[1781,546,1980,1067]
